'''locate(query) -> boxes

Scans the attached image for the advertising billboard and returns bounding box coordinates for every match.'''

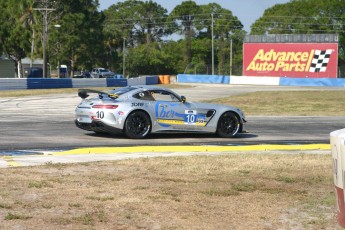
[243,43,338,78]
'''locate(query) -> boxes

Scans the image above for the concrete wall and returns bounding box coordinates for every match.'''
[177,74,345,87]
[0,76,158,90]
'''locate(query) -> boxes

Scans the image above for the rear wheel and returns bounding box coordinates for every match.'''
[216,112,240,138]
[124,111,151,139]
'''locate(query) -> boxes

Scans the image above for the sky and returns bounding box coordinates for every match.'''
[98,0,290,32]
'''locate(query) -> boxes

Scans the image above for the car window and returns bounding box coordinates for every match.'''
[151,90,180,102]
[133,91,155,101]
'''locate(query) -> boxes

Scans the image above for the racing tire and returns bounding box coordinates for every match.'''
[124,111,151,139]
[216,112,240,138]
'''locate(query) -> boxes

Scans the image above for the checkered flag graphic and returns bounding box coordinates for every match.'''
[309,49,333,72]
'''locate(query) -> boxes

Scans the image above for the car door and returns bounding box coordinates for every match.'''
[153,90,206,131]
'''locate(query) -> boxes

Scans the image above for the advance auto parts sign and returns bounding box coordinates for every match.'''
[243,43,338,78]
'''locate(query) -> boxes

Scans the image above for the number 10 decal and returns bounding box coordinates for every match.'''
[96,111,104,119]
[184,110,197,124]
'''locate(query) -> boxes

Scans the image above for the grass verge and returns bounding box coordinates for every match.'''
[203,90,345,116]
[0,153,339,229]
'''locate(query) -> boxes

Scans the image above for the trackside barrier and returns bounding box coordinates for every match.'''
[176,74,345,87]
[177,74,230,84]
[72,78,107,88]
[280,77,345,87]
[0,79,27,90]
[106,78,128,87]
[0,76,161,90]
[331,129,345,227]
[230,76,280,86]
[127,76,158,86]
[158,75,170,84]
[27,78,72,89]
[2,75,345,90]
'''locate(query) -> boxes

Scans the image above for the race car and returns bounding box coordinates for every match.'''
[75,85,246,139]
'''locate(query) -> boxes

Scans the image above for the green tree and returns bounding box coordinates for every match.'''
[250,0,345,75]
[197,3,244,75]
[160,41,184,74]
[0,0,34,78]
[50,0,104,76]
[169,1,200,70]
[126,41,182,75]
[103,0,170,73]
[135,0,171,45]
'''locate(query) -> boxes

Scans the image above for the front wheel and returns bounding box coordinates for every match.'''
[216,112,240,138]
[124,111,151,139]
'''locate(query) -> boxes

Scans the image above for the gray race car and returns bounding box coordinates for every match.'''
[75,85,246,139]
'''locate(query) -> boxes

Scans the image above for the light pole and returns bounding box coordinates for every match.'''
[211,13,214,75]
[33,0,55,78]
[54,24,61,78]
[123,38,126,78]
[230,38,233,76]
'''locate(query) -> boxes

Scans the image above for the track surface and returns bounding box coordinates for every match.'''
[1,84,344,152]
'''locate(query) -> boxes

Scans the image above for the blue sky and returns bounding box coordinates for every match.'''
[98,0,290,32]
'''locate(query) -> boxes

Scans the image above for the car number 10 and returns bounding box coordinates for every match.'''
[184,110,197,124]
[185,114,196,123]
[96,111,104,119]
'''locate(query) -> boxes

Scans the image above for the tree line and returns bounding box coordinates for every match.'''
[0,0,344,78]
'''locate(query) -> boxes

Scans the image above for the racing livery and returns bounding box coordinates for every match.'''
[75,85,246,139]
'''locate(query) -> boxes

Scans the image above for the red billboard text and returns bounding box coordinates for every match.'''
[243,43,338,78]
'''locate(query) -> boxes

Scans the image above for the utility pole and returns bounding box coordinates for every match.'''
[123,38,126,78]
[33,0,55,78]
[211,13,214,75]
[230,38,233,76]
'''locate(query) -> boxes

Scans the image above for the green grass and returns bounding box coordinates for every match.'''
[5,212,32,220]
[0,154,339,229]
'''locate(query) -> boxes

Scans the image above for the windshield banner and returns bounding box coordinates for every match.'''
[243,43,338,78]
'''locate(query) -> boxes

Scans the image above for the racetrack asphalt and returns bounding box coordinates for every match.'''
[0,144,330,168]
[0,84,344,168]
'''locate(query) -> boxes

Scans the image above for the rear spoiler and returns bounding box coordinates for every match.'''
[78,89,118,99]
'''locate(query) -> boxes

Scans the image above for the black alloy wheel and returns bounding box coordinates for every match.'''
[124,111,151,139]
[216,112,240,138]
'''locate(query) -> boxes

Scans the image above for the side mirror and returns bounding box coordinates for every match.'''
[181,96,186,103]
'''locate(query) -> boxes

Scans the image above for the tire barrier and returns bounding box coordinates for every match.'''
[331,129,345,228]
[158,75,170,84]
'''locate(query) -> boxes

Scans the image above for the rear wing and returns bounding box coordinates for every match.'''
[78,89,118,99]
